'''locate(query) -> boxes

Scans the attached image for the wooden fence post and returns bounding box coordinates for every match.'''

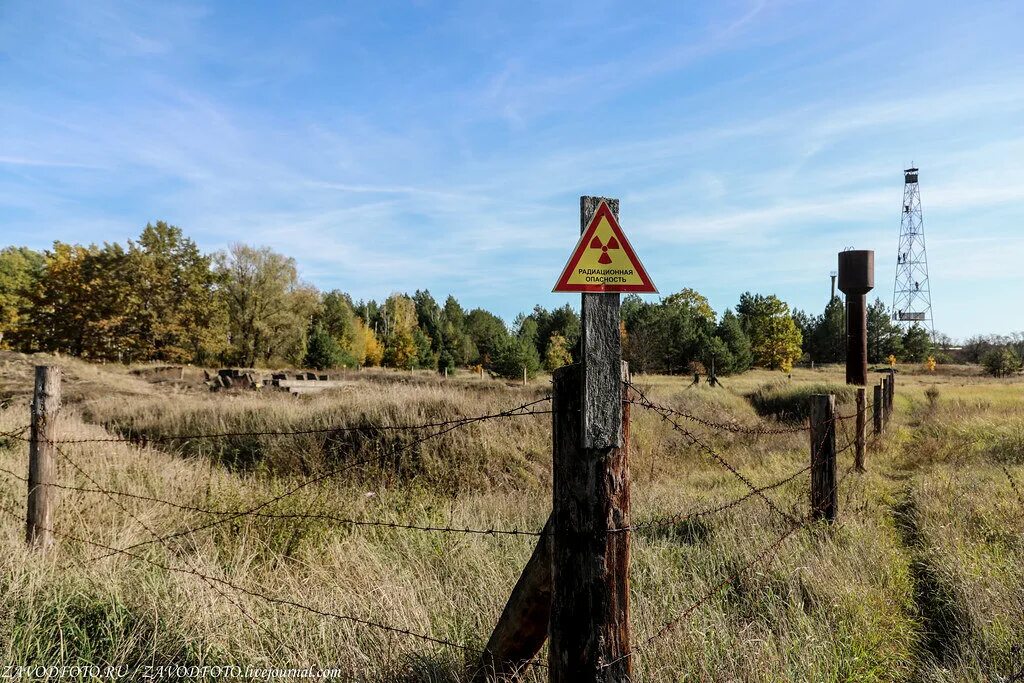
[887,369,895,419]
[881,376,890,426]
[855,387,866,471]
[549,196,632,681]
[873,383,883,437]
[27,366,60,549]
[809,393,837,523]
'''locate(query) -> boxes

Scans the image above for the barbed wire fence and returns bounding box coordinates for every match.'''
[1,364,905,678]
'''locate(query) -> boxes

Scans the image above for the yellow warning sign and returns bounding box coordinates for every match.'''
[553,200,656,293]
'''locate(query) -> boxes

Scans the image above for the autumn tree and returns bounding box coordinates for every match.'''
[380,293,419,369]
[736,292,803,371]
[0,246,43,349]
[216,244,319,367]
[122,222,224,363]
[544,333,573,371]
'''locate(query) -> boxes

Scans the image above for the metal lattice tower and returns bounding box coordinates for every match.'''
[892,167,934,337]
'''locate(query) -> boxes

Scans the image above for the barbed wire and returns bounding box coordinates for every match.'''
[625,396,810,436]
[999,463,1024,508]
[0,424,31,441]
[72,395,554,563]
[627,381,801,526]
[48,441,298,656]
[3,398,553,445]
[623,464,812,533]
[0,503,502,662]
[601,458,853,670]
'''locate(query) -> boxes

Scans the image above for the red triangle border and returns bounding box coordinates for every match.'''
[552,201,658,293]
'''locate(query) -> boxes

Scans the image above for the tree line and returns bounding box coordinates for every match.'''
[4,221,1013,378]
[792,296,933,364]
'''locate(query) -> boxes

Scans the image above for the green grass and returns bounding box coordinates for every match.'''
[0,358,1021,681]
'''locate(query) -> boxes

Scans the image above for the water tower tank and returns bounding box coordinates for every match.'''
[838,250,874,295]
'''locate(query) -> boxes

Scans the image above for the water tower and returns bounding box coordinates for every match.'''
[838,249,874,386]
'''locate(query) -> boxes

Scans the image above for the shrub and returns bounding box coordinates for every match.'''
[982,347,1022,378]
[747,381,856,422]
[493,336,541,380]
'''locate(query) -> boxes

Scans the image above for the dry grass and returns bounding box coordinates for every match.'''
[0,358,1021,681]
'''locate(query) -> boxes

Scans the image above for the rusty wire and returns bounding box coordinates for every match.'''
[0,503,503,662]
[64,395,555,563]
[627,381,800,526]
[601,454,853,670]
[2,398,552,445]
[625,396,810,436]
[623,464,812,533]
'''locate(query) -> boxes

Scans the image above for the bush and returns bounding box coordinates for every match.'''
[493,336,541,380]
[982,347,1022,378]
[747,381,856,422]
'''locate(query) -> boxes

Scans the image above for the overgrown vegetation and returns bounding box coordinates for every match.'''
[747,381,857,422]
[1,358,1020,680]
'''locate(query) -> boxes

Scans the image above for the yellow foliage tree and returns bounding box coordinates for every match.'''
[349,318,383,367]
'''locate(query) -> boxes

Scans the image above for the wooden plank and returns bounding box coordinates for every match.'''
[27,366,60,549]
[550,362,632,681]
[470,517,552,681]
[809,393,837,523]
[580,196,622,450]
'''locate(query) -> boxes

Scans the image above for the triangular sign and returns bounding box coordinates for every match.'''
[553,201,657,293]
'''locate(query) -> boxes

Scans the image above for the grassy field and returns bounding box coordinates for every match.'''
[1,351,1021,681]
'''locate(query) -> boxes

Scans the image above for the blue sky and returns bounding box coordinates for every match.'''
[1,1,1022,339]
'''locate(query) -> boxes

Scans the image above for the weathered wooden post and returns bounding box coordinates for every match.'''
[473,519,553,680]
[873,383,883,437]
[27,366,60,548]
[881,376,891,425]
[809,393,837,522]
[549,196,647,681]
[475,196,654,680]
[855,387,866,471]
[887,368,895,419]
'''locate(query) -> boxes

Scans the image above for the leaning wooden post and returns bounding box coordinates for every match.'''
[809,393,837,523]
[471,518,553,680]
[26,366,60,548]
[549,196,632,681]
[855,387,866,471]
[873,383,883,437]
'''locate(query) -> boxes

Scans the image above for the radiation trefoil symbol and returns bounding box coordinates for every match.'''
[590,235,619,264]
[552,199,657,293]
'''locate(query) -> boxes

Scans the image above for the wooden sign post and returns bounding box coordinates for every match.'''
[549,197,638,681]
[475,196,653,681]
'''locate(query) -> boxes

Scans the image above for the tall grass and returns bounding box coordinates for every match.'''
[0,359,1021,680]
